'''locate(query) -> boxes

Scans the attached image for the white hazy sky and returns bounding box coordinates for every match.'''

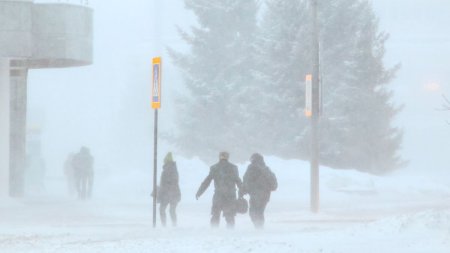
[373,0,450,172]
[28,0,450,176]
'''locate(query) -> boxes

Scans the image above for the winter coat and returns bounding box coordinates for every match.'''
[242,161,277,202]
[72,152,94,179]
[159,161,181,203]
[197,159,242,199]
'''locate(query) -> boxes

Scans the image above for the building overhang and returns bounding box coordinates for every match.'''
[0,1,93,68]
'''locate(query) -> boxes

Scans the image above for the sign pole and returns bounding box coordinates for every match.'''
[151,57,162,227]
[152,109,158,227]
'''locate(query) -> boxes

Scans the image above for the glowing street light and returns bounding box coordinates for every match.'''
[424,82,441,92]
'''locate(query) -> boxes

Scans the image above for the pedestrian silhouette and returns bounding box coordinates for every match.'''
[196,151,242,229]
[158,152,181,226]
[72,146,94,200]
[242,153,277,229]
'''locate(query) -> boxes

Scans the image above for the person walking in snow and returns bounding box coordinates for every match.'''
[158,152,181,227]
[72,146,94,200]
[241,153,277,229]
[196,151,242,229]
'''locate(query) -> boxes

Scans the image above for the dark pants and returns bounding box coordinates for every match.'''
[249,194,269,229]
[75,175,93,200]
[211,194,236,228]
[160,200,178,226]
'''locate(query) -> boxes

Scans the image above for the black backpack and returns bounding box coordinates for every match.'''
[264,168,278,192]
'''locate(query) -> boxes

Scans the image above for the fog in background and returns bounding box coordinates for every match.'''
[27,0,450,181]
[373,0,450,174]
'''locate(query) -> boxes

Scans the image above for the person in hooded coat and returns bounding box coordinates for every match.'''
[159,152,181,226]
[241,153,277,229]
[72,147,94,200]
[196,151,242,229]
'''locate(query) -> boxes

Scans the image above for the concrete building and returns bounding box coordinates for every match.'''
[0,0,93,197]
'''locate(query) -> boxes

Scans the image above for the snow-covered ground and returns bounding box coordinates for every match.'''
[1,157,449,253]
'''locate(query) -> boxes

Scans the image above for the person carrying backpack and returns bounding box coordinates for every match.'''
[241,153,277,229]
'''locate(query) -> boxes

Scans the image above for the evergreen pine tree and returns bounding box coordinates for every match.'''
[253,0,404,173]
[170,0,404,173]
[320,0,404,173]
[252,0,312,159]
[168,0,259,162]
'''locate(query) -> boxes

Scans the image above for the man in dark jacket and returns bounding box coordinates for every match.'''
[242,153,277,229]
[196,151,242,228]
[159,152,181,227]
[72,146,94,200]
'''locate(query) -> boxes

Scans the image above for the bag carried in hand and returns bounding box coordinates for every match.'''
[151,185,161,203]
[235,197,248,214]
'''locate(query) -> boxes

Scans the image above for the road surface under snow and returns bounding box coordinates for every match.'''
[1,157,449,253]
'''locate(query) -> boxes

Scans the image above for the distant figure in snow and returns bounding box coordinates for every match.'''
[196,151,242,229]
[241,153,277,229]
[64,153,76,197]
[158,152,181,227]
[72,146,94,200]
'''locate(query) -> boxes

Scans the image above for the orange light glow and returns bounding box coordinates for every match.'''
[305,110,312,117]
[424,82,440,92]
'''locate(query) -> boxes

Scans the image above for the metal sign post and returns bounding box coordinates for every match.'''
[151,57,162,227]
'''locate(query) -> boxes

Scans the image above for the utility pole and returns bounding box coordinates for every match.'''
[310,0,320,213]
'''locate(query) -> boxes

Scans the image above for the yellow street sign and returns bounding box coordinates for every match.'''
[152,57,162,109]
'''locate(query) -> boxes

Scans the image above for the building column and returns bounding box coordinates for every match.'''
[0,58,10,198]
[9,59,28,198]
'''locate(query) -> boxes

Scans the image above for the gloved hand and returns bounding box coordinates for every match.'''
[195,193,200,200]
